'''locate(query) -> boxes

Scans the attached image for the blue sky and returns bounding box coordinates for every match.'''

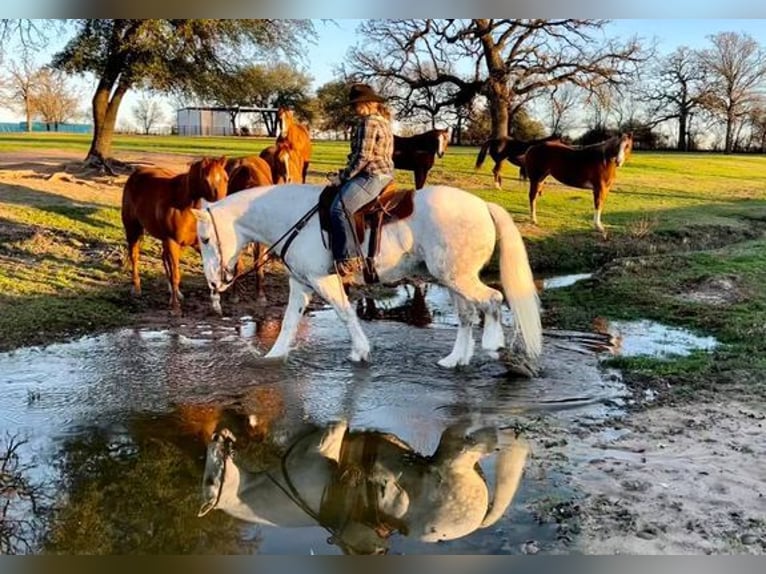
[2,19,765,125]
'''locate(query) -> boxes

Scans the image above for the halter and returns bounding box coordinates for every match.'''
[206,207,231,288]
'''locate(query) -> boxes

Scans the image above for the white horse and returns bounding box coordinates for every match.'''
[191,183,541,368]
[198,421,529,554]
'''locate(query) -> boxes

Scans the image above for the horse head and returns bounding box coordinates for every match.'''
[198,429,239,517]
[276,107,294,139]
[191,201,241,311]
[617,132,634,167]
[436,127,452,158]
[189,156,229,202]
[274,139,297,183]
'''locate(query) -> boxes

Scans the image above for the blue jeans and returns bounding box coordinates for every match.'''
[330,172,393,262]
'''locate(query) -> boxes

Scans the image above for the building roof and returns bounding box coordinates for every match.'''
[177,106,278,113]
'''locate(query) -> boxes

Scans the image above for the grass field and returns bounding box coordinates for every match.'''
[1,132,765,401]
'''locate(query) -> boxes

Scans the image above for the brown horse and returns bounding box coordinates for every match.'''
[226,156,277,304]
[276,107,312,183]
[393,127,451,189]
[121,156,229,313]
[259,140,298,184]
[524,132,634,232]
[475,134,562,189]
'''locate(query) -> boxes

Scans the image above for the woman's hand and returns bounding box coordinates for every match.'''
[326,171,342,186]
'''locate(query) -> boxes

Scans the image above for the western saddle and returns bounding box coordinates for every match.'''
[319,182,415,283]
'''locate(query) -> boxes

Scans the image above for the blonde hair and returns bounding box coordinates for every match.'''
[355,101,392,122]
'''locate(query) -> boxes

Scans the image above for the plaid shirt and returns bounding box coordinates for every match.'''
[340,114,394,181]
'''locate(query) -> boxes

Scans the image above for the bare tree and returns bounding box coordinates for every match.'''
[641,46,713,151]
[0,54,38,131]
[132,94,166,135]
[546,83,580,136]
[349,19,645,139]
[32,67,81,131]
[700,32,766,153]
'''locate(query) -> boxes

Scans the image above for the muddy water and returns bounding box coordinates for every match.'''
[0,281,716,554]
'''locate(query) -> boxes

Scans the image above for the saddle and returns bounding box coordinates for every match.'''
[318,431,410,554]
[318,182,415,284]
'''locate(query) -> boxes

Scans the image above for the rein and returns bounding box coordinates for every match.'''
[206,202,320,286]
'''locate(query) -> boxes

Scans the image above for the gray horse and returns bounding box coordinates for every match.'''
[198,420,528,554]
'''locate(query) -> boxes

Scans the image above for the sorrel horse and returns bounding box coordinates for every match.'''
[259,141,297,183]
[393,127,451,189]
[192,182,542,368]
[199,420,529,554]
[226,156,279,303]
[276,107,312,183]
[121,156,228,313]
[475,134,562,189]
[524,132,634,232]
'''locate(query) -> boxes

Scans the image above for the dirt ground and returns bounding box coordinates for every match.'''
[1,149,764,555]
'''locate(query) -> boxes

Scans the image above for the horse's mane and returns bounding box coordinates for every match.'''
[573,135,626,161]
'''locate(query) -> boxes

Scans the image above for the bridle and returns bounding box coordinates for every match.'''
[203,201,320,292]
[206,207,233,289]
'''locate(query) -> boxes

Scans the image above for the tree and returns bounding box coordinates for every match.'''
[349,19,644,139]
[190,62,314,134]
[545,84,580,137]
[315,80,353,137]
[643,46,713,151]
[51,19,314,171]
[700,32,766,153]
[0,54,38,131]
[32,67,81,131]
[132,93,166,135]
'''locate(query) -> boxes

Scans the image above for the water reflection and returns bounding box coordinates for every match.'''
[356,283,432,327]
[199,419,528,555]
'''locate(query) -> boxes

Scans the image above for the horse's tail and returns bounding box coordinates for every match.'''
[486,202,542,359]
[475,140,491,169]
[480,439,529,528]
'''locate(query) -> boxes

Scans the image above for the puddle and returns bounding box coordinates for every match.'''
[603,319,718,358]
[538,273,593,290]
[0,281,629,554]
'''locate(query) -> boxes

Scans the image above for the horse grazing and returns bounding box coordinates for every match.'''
[393,127,451,189]
[524,132,634,232]
[192,182,542,368]
[226,156,280,304]
[121,156,228,313]
[475,134,562,189]
[276,107,312,183]
[198,420,529,554]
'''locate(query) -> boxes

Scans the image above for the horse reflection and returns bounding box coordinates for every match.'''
[356,283,432,327]
[198,420,528,554]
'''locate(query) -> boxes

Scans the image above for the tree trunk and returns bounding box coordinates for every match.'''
[486,79,510,139]
[24,98,33,132]
[677,112,688,151]
[86,79,129,171]
[724,111,734,154]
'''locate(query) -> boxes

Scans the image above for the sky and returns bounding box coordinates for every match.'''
[2,19,765,126]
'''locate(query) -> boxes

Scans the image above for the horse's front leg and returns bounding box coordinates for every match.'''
[528,179,543,225]
[163,239,183,315]
[263,276,313,360]
[311,275,371,363]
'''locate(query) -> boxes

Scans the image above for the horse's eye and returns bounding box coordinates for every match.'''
[201,237,210,245]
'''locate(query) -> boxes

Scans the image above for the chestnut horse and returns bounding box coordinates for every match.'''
[121,156,228,313]
[475,134,562,189]
[226,156,278,304]
[393,127,451,189]
[524,132,634,232]
[276,107,312,183]
[259,140,298,183]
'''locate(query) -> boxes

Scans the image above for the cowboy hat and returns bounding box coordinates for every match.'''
[348,83,386,105]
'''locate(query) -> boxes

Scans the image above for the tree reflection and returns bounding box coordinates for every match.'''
[43,420,259,554]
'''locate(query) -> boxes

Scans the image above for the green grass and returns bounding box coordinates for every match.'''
[2,132,766,403]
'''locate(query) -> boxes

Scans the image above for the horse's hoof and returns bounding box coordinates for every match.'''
[130,286,141,297]
[438,356,459,368]
[348,350,370,363]
[169,307,182,317]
